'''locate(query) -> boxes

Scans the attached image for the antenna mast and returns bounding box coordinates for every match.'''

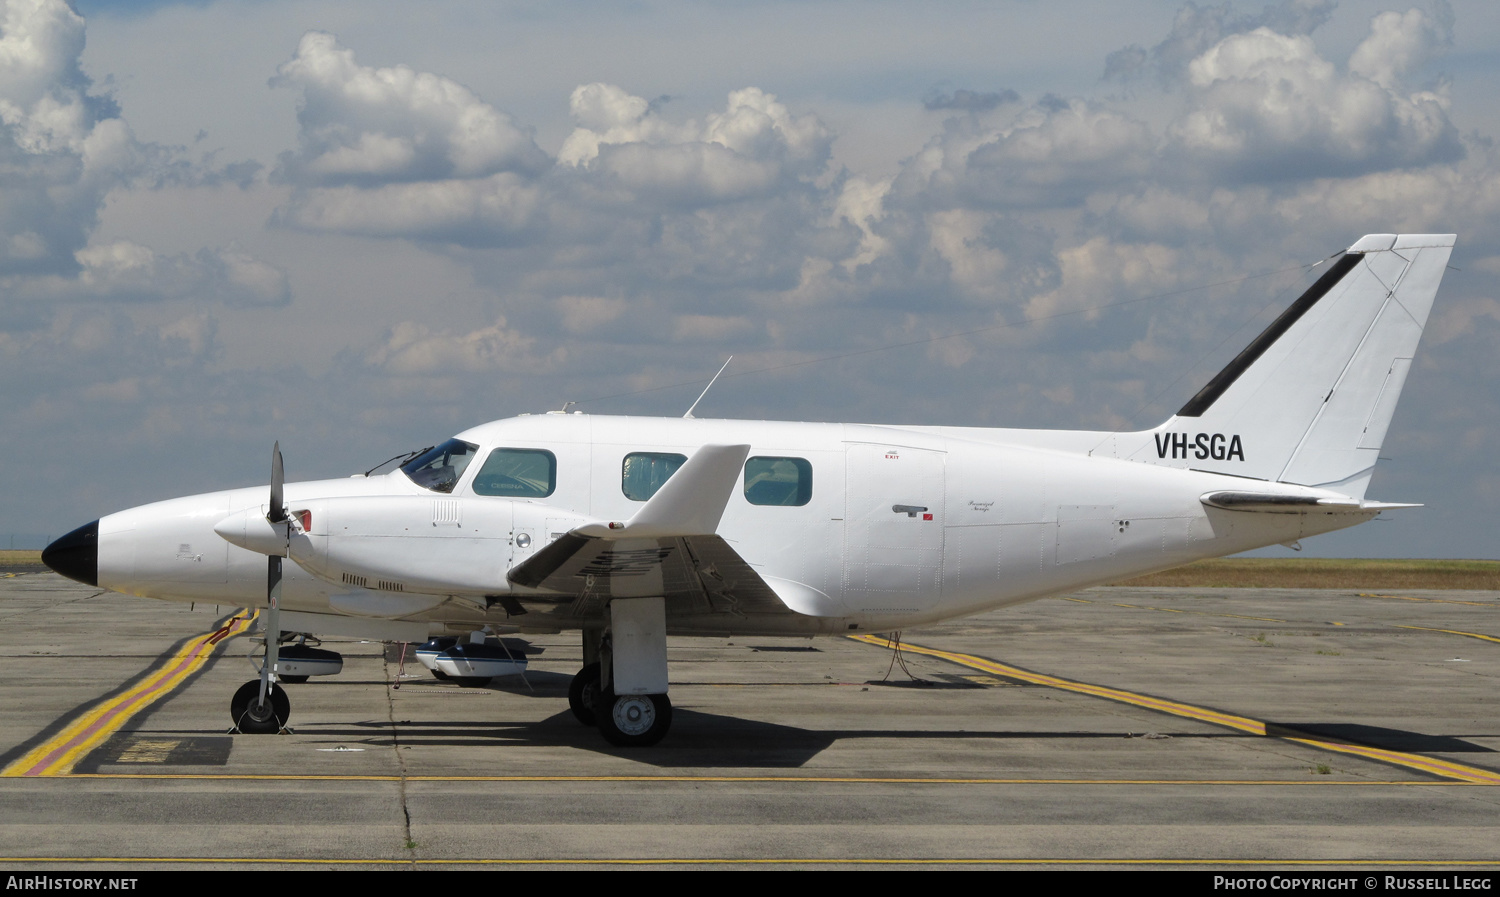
[683,357,733,419]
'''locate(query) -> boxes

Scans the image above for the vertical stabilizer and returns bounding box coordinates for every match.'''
[1125,234,1454,498]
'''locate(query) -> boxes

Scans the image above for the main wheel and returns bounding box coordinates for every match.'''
[595,690,671,747]
[568,663,601,726]
[230,679,290,734]
[453,676,492,688]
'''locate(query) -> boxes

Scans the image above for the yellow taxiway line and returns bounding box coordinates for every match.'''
[1395,624,1500,645]
[1,612,253,777]
[1357,593,1499,609]
[851,634,1500,786]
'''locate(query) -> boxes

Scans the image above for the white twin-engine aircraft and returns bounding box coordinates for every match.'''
[42,234,1454,746]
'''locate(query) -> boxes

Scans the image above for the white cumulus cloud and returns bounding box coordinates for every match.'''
[892,98,1153,209]
[272,31,549,186]
[1,0,124,275]
[1166,12,1461,181]
[0,0,282,303]
[8,240,290,307]
[561,83,833,206]
[272,172,543,244]
[365,316,549,374]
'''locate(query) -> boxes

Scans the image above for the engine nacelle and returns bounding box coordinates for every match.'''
[216,494,590,600]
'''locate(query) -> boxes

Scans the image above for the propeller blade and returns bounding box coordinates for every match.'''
[268,441,286,524]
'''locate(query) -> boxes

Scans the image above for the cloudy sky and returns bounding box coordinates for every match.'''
[4,0,1498,558]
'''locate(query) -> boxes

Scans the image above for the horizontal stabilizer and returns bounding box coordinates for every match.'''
[1201,491,1420,513]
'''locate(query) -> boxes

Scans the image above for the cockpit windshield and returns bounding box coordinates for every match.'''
[400,438,479,493]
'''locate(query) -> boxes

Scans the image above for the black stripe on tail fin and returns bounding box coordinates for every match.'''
[1177,252,1364,418]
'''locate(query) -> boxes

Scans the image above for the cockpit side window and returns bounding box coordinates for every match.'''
[622,452,687,501]
[472,448,557,498]
[400,439,479,494]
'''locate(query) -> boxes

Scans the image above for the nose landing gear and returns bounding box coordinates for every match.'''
[230,679,289,734]
[230,442,294,735]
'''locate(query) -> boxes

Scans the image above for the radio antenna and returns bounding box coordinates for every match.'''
[683,356,733,419]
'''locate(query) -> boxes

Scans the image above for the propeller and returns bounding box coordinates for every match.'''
[268,441,286,525]
[266,441,286,665]
[257,442,288,720]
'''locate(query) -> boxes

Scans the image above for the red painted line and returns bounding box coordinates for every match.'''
[17,627,232,776]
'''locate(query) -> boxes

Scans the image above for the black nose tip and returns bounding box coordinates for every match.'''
[42,520,99,587]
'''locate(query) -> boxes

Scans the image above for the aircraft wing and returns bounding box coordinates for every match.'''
[507,532,792,619]
[506,442,799,620]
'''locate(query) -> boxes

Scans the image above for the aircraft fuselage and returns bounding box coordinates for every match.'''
[91,412,1374,637]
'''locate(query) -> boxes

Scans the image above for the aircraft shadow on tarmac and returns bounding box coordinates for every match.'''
[75,717,1495,772]
[1266,722,1496,754]
[328,711,840,767]
[254,714,1491,770]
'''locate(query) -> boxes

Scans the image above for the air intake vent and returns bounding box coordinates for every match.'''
[433,500,460,527]
[377,580,405,592]
[341,572,368,588]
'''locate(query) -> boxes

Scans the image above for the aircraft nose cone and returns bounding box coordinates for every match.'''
[42,520,99,587]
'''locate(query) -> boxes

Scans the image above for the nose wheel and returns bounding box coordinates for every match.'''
[230,679,290,734]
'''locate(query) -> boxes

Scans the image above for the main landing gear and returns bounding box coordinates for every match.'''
[569,664,674,747]
[568,662,601,726]
[570,597,674,747]
[595,690,672,747]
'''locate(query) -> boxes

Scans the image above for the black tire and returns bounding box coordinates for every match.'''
[568,663,601,726]
[230,679,290,734]
[596,690,672,747]
[453,676,492,688]
[431,669,450,681]
[279,675,309,684]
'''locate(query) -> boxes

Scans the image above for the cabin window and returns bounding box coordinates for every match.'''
[401,439,479,494]
[622,452,687,501]
[743,456,812,506]
[472,448,557,498]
